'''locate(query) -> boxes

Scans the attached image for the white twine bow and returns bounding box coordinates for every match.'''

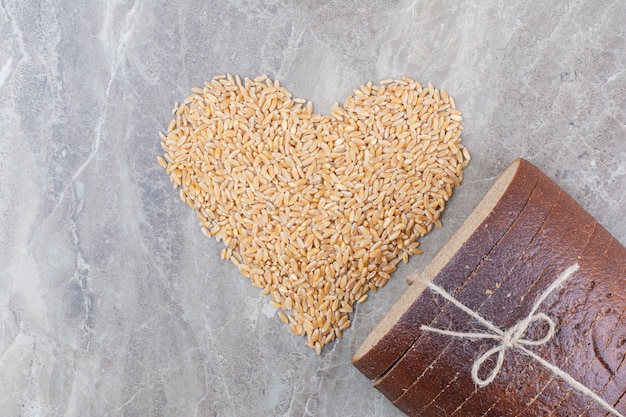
[420,263,624,417]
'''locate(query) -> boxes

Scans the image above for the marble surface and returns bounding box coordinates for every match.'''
[1,1,625,416]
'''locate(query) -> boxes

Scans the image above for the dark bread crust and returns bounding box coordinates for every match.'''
[353,158,626,416]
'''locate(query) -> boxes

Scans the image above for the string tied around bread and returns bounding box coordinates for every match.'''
[420,263,624,417]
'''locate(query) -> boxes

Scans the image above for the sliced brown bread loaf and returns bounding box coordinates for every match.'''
[353,158,626,417]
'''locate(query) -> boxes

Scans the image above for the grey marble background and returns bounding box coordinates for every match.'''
[1,1,625,416]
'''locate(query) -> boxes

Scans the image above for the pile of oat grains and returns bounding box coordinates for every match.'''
[158,74,470,353]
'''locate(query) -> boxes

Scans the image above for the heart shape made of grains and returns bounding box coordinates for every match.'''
[158,74,470,353]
